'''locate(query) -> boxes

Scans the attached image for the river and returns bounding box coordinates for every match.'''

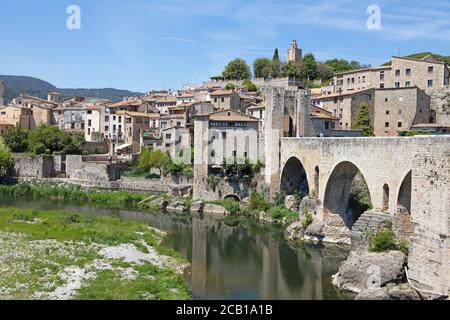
[0,198,354,300]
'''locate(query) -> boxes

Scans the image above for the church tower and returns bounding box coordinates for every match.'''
[287,40,302,63]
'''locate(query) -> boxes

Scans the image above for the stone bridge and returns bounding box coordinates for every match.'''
[270,135,449,295]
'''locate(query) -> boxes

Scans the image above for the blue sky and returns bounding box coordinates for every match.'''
[0,0,449,92]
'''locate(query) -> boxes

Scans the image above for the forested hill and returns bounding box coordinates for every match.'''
[0,75,143,103]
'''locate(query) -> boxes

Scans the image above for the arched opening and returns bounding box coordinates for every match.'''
[397,171,412,215]
[314,166,320,198]
[280,157,310,197]
[382,184,390,211]
[224,194,240,203]
[324,161,373,230]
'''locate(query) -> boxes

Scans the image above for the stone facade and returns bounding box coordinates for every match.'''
[12,155,55,179]
[287,40,302,63]
[65,155,119,181]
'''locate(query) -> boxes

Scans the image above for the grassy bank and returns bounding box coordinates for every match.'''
[0,182,152,210]
[0,207,191,300]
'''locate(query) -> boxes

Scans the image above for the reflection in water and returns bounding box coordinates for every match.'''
[0,198,352,300]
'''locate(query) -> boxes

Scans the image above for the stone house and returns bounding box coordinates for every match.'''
[85,106,104,142]
[310,105,340,137]
[162,125,192,159]
[209,90,241,111]
[120,110,160,153]
[0,120,14,135]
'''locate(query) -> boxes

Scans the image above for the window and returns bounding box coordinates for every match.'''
[385,97,388,102]
[222,132,227,139]
[347,78,351,85]
[395,70,400,76]
[406,69,411,76]
[244,152,248,158]
[399,110,402,115]
[105,126,109,131]
[385,122,390,128]
[386,110,390,115]
[362,76,366,83]
[214,98,218,103]
[351,78,355,84]
[221,97,225,103]
[333,97,338,104]
[232,151,237,157]
[398,122,403,128]
[105,116,109,122]
[87,110,92,115]
[331,122,336,129]
[380,83,385,88]
[88,128,91,135]
[81,123,84,129]
[0,112,5,115]
[428,66,434,74]
[71,123,75,129]
[428,79,433,87]
[325,121,330,130]
[113,116,116,121]
[405,81,411,87]
[211,150,215,157]
[177,122,181,126]
[88,120,92,126]
[395,82,400,88]
[380,72,385,81]
[166,134,172,139]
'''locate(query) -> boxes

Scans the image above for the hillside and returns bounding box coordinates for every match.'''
[0,75,143,103]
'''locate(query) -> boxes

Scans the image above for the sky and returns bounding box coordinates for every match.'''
[0,0,449,92]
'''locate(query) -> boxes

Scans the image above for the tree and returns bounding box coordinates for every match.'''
[242,79,258,92]
[325,58,367,73]
[222,58,251,80]
[316,62,334,81]
[353,102,374,136]
[224,83,236,91]
[281,61,301,78]
[253,58,272,79]
[301,53,318,81]
[272,49,281,78]
[26,125,84,155]
[0,139,12,174]
[139,148,167,173]
[2,127,29,152]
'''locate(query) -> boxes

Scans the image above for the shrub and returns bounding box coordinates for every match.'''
[273,191,286,207]
[248,192,268,212]
[301,209,314,230]
[2,127,29,152]
[368,229,398,253]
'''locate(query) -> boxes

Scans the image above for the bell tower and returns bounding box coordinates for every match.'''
[287,40,302,63]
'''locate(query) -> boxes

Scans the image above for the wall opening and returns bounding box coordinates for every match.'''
[314,166,320,198]
[280,157,309,197]
[397,171,412,214]
[382,184,390,211]
[324,161,373,229]
[224,194,240,203]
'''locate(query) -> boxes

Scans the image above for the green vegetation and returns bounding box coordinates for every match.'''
[224,83,236,91]
[368,229,408,254]
[0,139,12,173]
[382,52,450,66]
[248,191,269,212]
[0,182,148,210]
[353,102,374,137]
[2,127,29,152]
[399,130,433,137]
[138,148,193,178]
[0,208,190,300]
[242,79,258,92]
[210,199,241,215]
[324,59,369,73]
[222,58,252,80]
[253,58,273,79]
[301,208,314,231]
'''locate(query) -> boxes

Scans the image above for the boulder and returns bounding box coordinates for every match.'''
[355,284,421,300]
[190,200,204,214]
[148,198,168,210]
[203,204,228,216]
[285,221,304,241]
[299,196,318,215]
[305,219,324,238]
[332,250,406,293]
[284,195,296,210]
[166,201,186,214]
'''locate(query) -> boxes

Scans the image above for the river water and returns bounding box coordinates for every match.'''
[0,198,353,300]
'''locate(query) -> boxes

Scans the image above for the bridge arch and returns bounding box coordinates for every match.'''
[280,156,310,196]
[323,161,373,229]
[397,171,412,214]
[224,194,241,202]
[382,183,390,211]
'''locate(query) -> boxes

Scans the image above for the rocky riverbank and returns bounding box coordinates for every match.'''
[0,208,191,300]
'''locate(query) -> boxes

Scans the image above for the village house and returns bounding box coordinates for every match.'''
[310,105,341,137]
[119,110,160,153]
[209,90,242,111]
[162,125,192,159]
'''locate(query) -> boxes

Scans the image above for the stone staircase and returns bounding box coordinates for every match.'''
[351,211,394,248]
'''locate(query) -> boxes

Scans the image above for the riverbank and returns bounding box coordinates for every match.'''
[0,207,191,300]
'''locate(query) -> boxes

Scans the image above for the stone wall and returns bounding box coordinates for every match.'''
[428,86,450,126]
[407,136,450,295]
[65,155,119,181]
[12,155,55,178]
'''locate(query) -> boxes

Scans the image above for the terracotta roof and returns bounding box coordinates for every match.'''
[210,90,235,96]
[117,110,160,118]
[312,88,373,100]
[205,109,260,122]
